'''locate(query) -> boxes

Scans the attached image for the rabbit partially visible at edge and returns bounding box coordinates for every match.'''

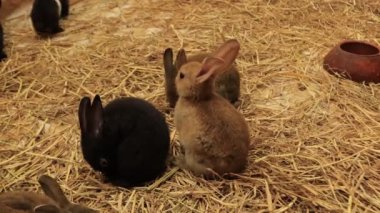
[30,0,69,37]
[0,175,98,213]
[0,23,6,61]
[0,1,7,61]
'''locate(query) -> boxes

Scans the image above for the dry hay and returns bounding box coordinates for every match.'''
[1,0,380,212]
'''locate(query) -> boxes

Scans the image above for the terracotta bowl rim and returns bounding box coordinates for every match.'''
[338,39,380,57]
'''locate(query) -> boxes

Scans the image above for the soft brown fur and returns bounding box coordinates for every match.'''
[163,45,240,108]
[174,39,250,178]
[0,175,98,213]
[0,0,33,21]
[0,192,56,213]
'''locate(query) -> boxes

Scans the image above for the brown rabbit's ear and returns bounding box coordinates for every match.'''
[38,175,71,208]
[212,39,240,67]
[196,57,225,83]
[175,48,187,71]
[34,204,61,213]
[78,97,91,134]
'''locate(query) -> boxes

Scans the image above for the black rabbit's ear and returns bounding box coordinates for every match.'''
[163,48,174,71]
[78,97,91,134]
[89,95,103,137]
[175,48,187,71]
[164,48,177,79]
[78,95,103,137]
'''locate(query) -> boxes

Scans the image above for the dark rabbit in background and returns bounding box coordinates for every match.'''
[0,1,7,61]
[30,0,69,36]
[78,95,170,188]
[0,174,98,213]
[163,44,241,108]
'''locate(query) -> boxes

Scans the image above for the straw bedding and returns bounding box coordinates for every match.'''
[1,0,380,212]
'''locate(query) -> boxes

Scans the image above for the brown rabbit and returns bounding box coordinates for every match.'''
[174,39,250,178]
[0,175,98,213]
[0,0,33,21]
[163,43,240,108]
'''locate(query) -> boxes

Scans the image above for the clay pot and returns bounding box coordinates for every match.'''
[323,40,380,83]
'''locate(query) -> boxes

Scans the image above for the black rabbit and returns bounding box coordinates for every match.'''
[0,0,7,61]
[0,24,6,61]
[30,0,69,37]
[60,0,70,18]
[78,95,170,187]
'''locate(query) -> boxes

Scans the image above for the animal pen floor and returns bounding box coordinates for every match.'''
[1,0,380,212]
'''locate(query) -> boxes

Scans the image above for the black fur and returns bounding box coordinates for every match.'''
[78,95,170,188]
[0,0,7,61]
[59,0,70,18]
[30,0,65,36]
[163,48,179,108]
[0,24,6,61]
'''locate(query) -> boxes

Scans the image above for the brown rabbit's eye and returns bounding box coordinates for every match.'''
[99,158,108,168]
[179,72,184,79]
